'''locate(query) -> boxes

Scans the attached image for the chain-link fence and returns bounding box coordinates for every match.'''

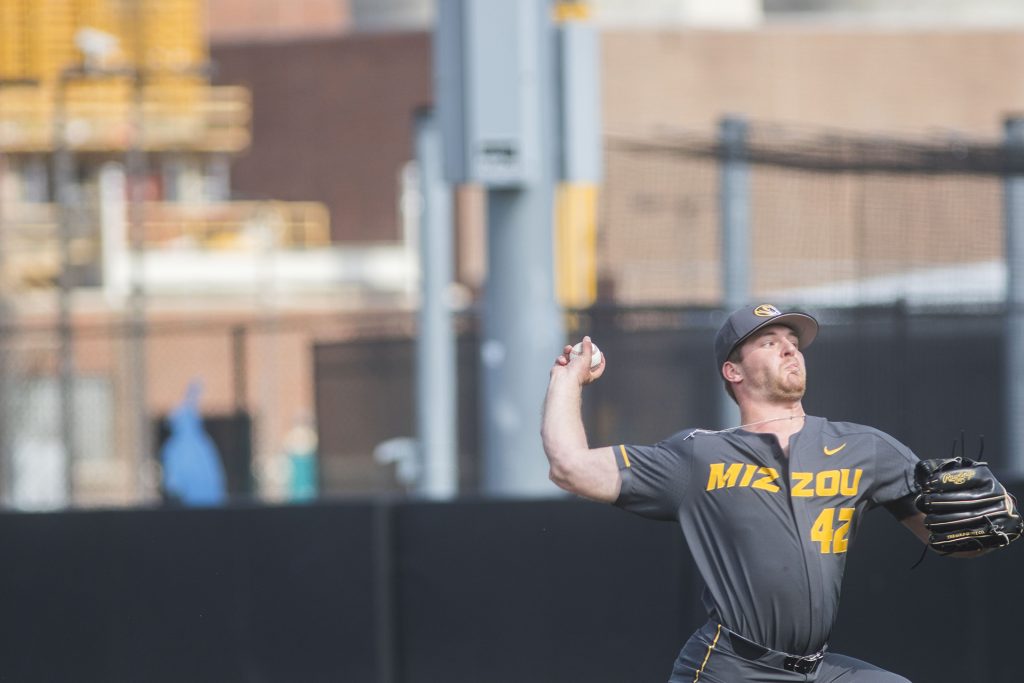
[599,121,1012,306]
[3,119,1022,508]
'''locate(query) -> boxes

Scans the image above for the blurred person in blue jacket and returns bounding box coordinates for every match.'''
[161,379,226,506]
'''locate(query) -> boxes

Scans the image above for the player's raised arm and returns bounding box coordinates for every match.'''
[541,336,621,503]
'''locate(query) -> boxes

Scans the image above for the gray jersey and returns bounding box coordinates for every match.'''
[614,415,919,656]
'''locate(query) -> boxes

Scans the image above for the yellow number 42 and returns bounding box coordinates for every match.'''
[811,507,854,554]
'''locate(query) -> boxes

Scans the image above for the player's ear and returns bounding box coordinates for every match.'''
[722,361,742,383]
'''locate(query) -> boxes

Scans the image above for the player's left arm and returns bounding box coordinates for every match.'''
[901,511,931,545]
[900,511,989,558]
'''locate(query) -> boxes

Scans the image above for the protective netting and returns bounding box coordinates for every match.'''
[599,122,1010,306]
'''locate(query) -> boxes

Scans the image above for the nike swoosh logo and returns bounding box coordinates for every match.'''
[823,443,847,456]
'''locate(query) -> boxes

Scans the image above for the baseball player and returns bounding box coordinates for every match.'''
[541,304,1021,682]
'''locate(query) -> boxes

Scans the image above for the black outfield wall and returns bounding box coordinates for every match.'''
[0,494,1021,683]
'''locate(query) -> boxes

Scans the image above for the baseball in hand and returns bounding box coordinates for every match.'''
[570,341,603,368]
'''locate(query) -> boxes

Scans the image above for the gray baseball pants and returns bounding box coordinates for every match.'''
[669,621,911,683]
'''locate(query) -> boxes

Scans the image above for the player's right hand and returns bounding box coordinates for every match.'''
[552,336,606,386]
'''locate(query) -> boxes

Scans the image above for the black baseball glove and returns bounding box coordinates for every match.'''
[915,456,1022,554]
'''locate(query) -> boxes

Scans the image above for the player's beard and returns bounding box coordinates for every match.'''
[769,364,806,402]
[747,362,806,403]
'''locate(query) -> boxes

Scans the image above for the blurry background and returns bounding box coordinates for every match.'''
[1,1,1023,681]
[4,0,1024,506]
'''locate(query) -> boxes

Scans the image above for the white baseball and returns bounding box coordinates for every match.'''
[570,341,603,368]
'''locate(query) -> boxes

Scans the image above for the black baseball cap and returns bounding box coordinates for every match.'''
[714,304,818,370]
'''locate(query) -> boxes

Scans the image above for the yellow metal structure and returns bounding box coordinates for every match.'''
[1,201,333,288]
[0,0,330,291]
[0,84,250,152]
[552,1,592,22]
[0,0,248,152]
[553,1,599,309]
[555,183,598,308]
[0,0,203,84]
[5,200,331,251]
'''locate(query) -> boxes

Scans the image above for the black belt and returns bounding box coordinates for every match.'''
[722,625,827,675]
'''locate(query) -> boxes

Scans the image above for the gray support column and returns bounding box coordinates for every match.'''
[482,186,564,496]
[718,115,750,429]
[480,3,563,497]
[434,0,565,496]
[414,109,458,499]
[1004,116,1024,478]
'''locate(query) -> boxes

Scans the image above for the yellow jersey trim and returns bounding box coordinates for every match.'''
[693,624,722,682]
[618,444,631,468]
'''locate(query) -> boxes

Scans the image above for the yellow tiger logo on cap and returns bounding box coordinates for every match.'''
[941,470,975,486]
[754,304,781,317]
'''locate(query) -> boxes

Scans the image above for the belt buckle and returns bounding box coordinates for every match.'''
[784,650,823,674]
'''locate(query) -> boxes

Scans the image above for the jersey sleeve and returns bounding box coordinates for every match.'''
[612,430,693,521]
[869,431,920,520]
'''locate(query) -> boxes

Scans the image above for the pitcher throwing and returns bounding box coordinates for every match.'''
[541,304,1020,682]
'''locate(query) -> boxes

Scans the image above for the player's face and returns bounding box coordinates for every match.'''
[736,325,806,402]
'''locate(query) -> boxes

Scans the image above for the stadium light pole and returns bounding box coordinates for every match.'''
[126,63,152,501]
[53,59,138,505]
[53,35,153,504]
[125,1,152,500]
[52,65,81,504]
